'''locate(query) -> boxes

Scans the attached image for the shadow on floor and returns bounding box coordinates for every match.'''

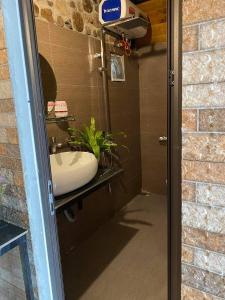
[63,222,139,300]
[115,208,153,227]
[62,194,167,300]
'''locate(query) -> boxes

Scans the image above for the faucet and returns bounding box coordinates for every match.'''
[49,137,64,154]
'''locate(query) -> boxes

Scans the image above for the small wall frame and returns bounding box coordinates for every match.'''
[110,54,126,82]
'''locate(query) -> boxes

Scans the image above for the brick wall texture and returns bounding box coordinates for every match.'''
[182,0,225,299]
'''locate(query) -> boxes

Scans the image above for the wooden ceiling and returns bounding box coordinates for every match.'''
[137,0,167,44]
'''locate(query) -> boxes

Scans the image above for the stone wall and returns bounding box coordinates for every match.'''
[182,0,225,298]
[34,0,100,37]
[0,5,37,300]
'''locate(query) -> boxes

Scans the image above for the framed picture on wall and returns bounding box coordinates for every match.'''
[111,54,125,82]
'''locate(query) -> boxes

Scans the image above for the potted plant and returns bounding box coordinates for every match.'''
[68,117,127,168]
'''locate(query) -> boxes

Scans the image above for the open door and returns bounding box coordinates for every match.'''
[2,0,65,299]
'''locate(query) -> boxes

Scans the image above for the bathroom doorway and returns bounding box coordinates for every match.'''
[8,0,182,299]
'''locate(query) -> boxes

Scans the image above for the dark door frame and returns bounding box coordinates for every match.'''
[2,0,182,298]
[168,0,182,299]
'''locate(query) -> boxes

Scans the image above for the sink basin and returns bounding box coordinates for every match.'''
[50,151,98,196]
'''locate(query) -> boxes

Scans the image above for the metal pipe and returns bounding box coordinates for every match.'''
[100,28,111,132]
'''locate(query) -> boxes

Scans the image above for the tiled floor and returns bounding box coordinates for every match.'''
[63,194,167,300]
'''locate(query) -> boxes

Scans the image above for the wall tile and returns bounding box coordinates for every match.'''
[48,20,92,51]
[1,193,27,213]
[182,160,225,184]
[183,226,225,254]
[0,49,8,65]
[51,45,98,87]
[183,26,199,52]
[13,172,24,187]
[0,128,7,143]
[0,64,10,80]
[0,80,13,99]
[0,144,7,155]
[0,144,20,158]
[183,49,225,85]
[35,18,50,43]
[0,15,6,50]
[182,264,225,298]
[0,205,29,228]
[182,181,196,202]
[0,157,22,172]
[0,99,14,113]
[182,245,194,263]
[194,248,225,275]
[5,128,18,145]
[183,82,225,108]
[182,284,222,300]
[199,109,225,132]
[182,109,197,132]
[196,183,225,207]
[200,19,225,50]
[182,202,225,234]
[183,0,225,25]
[182,133,225,162]
[0,113,16,127]
[0,168,14,184]
[182,202,208,231]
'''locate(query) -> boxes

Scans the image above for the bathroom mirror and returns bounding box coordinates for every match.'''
[39,54,57,114]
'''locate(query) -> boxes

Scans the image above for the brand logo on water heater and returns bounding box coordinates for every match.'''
[102,0,121,22]
[104,7,120,13]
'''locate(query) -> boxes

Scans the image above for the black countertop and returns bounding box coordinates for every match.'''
[55,167,123,210]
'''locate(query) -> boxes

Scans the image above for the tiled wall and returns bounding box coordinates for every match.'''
[0,7,37,300]
[36,18,141,256]
[182,0,225,298]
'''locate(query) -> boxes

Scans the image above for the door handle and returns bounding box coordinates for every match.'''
[159,136,167,145]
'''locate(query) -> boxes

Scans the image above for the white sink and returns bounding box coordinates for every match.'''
[50,151,98,196]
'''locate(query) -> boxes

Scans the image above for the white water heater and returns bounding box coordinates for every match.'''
[99,0,150,39]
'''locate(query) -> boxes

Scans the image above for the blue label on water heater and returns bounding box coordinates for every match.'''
[102,0,121,22]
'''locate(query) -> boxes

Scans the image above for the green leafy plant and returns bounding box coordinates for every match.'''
[68,117,127,161]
